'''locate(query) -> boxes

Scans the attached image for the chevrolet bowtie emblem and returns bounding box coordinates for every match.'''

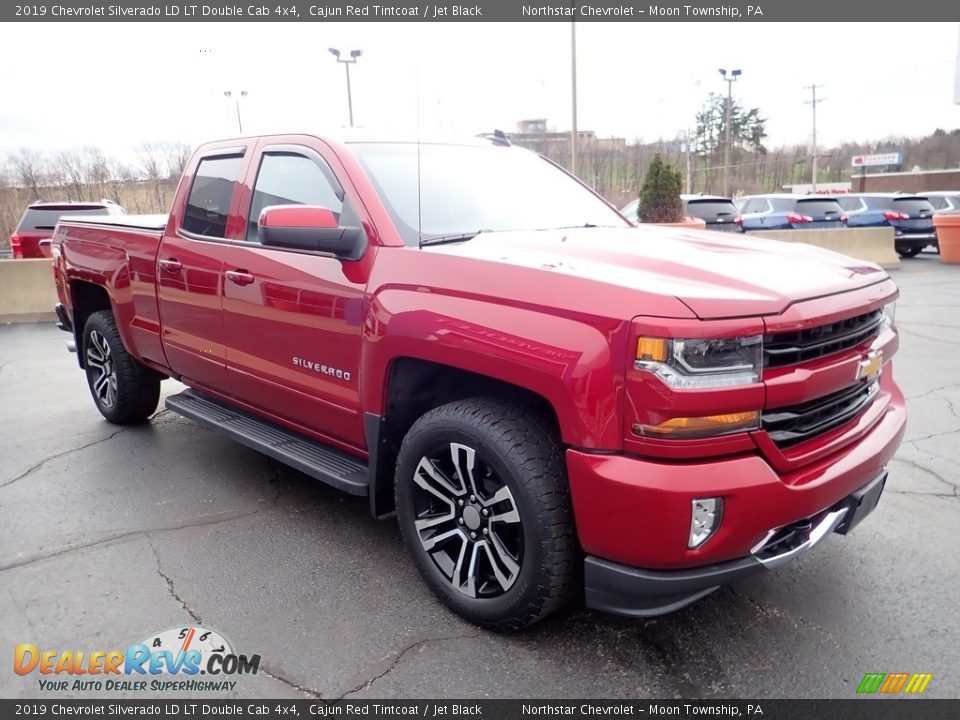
[855,351,883,381]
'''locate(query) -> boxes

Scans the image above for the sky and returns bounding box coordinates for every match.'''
[1,21,959,159]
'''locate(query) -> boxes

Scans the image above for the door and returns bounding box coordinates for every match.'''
[221,144,367,448]
[157,152,245,393]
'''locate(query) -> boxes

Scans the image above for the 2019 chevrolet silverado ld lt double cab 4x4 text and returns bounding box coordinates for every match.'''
[50,133,906,630]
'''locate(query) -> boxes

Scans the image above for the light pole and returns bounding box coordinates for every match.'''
[718,68,741,196]
[223,90,248,134]
[329,48,362,127]
[570,20,578,177]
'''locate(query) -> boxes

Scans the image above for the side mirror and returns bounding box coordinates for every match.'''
[258,205,367,260]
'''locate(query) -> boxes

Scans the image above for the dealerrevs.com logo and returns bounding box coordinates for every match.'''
[14,626,261,693]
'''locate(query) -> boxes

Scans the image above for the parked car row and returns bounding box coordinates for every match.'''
[620,191,956,259]
[8,200,125,258]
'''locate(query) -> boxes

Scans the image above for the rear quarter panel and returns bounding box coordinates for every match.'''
[55,222,167,369]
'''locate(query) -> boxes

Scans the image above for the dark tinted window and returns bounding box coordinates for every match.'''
[684,200,738,219]
[248,152,344,242]
[770,198,795,211]
[837,197,863,211]
[743,198,768,213]
[182,155,243,238]
[863,196,892,209]
[18,206,112,231]
[891,198,934,214]
[795,199,843,214]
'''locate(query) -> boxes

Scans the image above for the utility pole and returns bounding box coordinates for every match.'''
[718,68,741,196]
[681,130,693,194]
[570,19,578,177]
[804,84,826,192]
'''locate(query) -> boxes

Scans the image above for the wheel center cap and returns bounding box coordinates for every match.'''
[462,505,482,531]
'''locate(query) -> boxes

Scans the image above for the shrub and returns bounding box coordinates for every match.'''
[638,154,684,223]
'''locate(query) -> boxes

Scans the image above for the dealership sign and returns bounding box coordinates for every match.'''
[851,152,902,168]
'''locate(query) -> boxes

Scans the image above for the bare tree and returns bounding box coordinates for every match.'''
[84,147,111,200]
[162,142,191,179]
[10,149,47,200]
[56,150,87,201]
[138,143,167,210]
[108,159,135,207]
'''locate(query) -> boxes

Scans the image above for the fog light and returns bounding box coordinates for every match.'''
[689,498,723,549]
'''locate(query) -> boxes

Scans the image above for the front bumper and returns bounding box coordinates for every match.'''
[567,371,905,616]
[584,471,887,616]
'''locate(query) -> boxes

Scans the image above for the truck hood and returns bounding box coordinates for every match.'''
[428,226,889,318]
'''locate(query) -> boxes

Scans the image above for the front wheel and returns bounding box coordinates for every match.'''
[83,310,161,424]
[395,397,577,631]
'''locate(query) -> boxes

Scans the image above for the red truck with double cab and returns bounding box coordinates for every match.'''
[50,132,905,630]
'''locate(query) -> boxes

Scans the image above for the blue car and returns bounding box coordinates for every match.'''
[734,194,846,232]
[836,193,937,258]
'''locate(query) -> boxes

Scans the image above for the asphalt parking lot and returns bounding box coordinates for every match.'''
[1,251,958,700]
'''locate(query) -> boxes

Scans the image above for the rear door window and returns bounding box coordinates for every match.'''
[182,155,244,238]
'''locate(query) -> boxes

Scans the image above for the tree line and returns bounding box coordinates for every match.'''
[0,142,189,244]
[3,124,959,245]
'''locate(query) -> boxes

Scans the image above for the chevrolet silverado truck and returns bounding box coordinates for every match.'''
[51,133,906,630]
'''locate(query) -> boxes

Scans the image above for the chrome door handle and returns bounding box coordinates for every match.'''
[225,270,255,286]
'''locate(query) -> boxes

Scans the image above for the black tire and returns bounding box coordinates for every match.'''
[395,397,577,631]
[895,244,923,258]
[82,310,161,424]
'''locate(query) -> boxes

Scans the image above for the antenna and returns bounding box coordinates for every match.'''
[416,66,423,249]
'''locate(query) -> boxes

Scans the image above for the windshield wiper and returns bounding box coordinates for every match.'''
[419,230,492,248]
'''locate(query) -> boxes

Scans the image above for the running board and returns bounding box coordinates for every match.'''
[165,390,368,496]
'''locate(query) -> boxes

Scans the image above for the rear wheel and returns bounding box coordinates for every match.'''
[83,310,161,424]
[395,397,577,631]
[895,243,923,258]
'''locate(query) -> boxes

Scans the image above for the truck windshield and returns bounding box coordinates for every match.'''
[350,142,628,246]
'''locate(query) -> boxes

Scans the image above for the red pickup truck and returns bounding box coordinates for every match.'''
[51,133,905,630]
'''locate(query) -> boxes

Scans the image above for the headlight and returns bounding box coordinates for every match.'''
[635,335,762,388]
[882,302,896,327]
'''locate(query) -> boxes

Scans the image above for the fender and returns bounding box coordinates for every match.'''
[362,287,629,450]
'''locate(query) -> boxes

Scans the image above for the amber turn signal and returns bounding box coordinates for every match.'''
[633,410,760,439]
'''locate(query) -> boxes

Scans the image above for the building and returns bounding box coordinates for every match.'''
[509,119,626,158]
[850,168,960,193]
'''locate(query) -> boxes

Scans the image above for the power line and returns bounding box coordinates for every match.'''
[804,84,826,191]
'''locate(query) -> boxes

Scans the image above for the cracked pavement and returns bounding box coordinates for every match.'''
[2,251,959,699]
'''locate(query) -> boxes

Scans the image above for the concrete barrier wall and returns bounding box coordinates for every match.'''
[747,227,900,269]
[0,259,58,323]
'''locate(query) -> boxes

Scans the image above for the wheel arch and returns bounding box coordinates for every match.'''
[70,280,113,369]
[367,357,563,518]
